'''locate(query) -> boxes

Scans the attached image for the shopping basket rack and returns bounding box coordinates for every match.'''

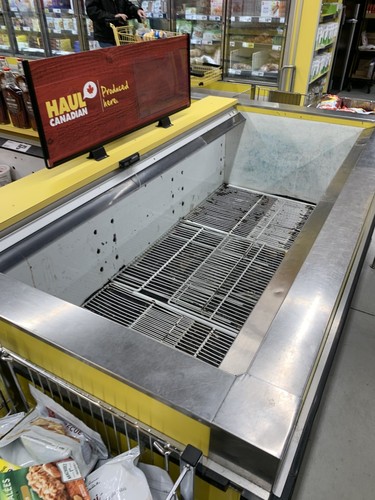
[110,23,182,45]
[0,347,202,500]
[190,64,222,87]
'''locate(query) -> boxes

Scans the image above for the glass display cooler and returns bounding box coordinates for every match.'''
[0,6,12,54]
[140,0,171,32]
[174,0,223,67]
[0,0,90,57]
[223,0,291,85]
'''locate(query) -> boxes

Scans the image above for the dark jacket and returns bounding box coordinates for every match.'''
[85,0,140,44]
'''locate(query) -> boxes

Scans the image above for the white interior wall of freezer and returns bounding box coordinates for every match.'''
[226,112,362,203]
[6,138,225,305]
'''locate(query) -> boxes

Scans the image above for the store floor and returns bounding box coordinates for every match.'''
[338,83,375,100]
[291,231,375,500]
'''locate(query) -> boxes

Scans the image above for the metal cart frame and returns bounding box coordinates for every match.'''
[0,347,202,500]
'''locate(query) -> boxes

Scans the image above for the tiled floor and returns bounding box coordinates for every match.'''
[291,233,375,499]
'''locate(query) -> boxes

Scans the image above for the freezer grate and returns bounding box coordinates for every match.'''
[113,222,225,298]
[186,185,315,250]
[84,285,235,367]
[83,185,315,368]
[169,239,285,331]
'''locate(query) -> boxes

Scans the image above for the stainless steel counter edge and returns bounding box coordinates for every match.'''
[192,89,375,125]
[211,129,375,485]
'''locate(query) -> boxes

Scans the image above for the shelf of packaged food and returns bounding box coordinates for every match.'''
[19,47,45,54]
[309,69,329,85]
[177,14,222,22]
[48,30,78,35]
[145,13,168,19]
[229,16,285,24]
[229,40,282,51]
[228,67,278,79]
[9,9,36,14]
[320,12,338,21]
[43,8,74,14]
[191,39,221,45]
[13,27,41,34]
[314,41,334,52]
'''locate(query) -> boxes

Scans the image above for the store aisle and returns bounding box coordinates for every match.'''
[291,233,375,500]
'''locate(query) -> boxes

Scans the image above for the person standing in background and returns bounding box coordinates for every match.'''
[85,0,146,48]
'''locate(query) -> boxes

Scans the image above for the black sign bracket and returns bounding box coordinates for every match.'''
[88,146,108,161]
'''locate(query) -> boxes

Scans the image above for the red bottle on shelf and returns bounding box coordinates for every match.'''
[1,67,30,129]
[15,58,37,131]
[0,57,10,125]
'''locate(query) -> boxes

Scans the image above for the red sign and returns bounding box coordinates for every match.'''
[24,36,190,168]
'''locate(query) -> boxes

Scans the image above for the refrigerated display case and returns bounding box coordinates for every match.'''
[141,0,171,32]
[2,0,49,57]
[0,6,12,54]
[0,0,90,57]
[223,0,291,85]
[175,0,223,67]
[43,0,84,55]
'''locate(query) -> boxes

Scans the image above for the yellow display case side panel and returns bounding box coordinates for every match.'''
[293,1,322,95]
[0,321,210,455]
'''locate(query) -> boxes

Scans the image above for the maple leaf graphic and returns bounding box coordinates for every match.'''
[87,84,94,94]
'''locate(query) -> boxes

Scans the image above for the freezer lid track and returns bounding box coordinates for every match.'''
[83,185,315,368]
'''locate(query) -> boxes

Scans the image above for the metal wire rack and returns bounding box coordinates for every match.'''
[0,348,203,500]
[185,185,315,250]
[84,284,235,367]
[190,65,222,87]
[83,186,315,367]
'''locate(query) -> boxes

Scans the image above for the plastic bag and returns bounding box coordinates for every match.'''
[139,463,177,500]
[86,446,153,500]
[0,386,108,476]
[0,412,25,438]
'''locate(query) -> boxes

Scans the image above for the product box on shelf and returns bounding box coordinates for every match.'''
[260,1,286,18]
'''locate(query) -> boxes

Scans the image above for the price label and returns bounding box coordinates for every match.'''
[196,14,207,20]
[272,44,281,51]
[259,17,272,22]
[229,41,236,46]
[252,70,264,76]
[3,140,32,153]
[68,9,74,14]
[243,42,254,48]
[230,16,235,22]
[280,17,285,23]
[53,8,61,13]
[209,15,221,21]
[185,14,197,20]
[23,26,31,31]
[239,16,252,22]
[191,38,202,45]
